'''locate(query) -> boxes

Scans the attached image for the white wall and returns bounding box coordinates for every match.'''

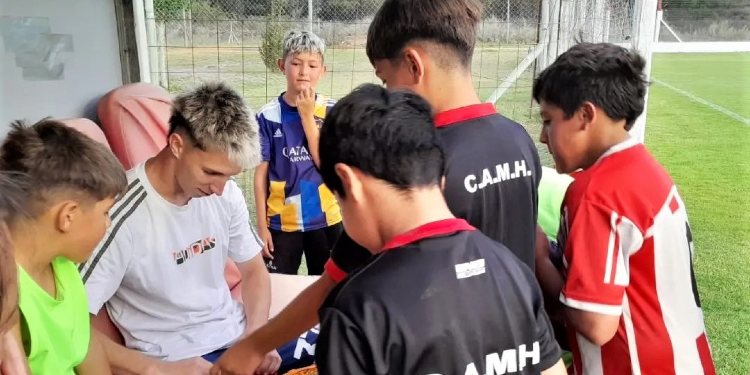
[0,0,123,136]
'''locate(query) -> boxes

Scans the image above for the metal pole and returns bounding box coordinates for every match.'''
[538,0,550,70]
[546,0,561,65]
[308,0,313,32]
[182,7,188,46]
[135,0,152,83]
[486,43,547,104]
[592,0,605,42]
[144,0,167,86]
[630,0,658,143]
[603,7,610,42]
[506,0,511,43]
[660,18,683,42]
[559,0,572,53]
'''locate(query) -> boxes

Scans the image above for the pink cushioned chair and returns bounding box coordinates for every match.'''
[58,118,111,151]
[97,82,172,170]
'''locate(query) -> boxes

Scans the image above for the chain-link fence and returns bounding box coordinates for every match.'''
[659,0,750,42]
[143,0,642,127]
[145,0,541,108]
[143,0,545,212]
[141,0,643,212]
[537,0,635,66]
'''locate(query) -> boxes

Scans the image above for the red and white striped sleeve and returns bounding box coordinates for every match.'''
[560,199,642,316]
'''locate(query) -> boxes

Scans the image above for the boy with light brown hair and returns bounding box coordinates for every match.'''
[0,119,128,374]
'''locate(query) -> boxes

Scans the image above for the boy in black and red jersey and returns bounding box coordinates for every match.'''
[316,84,564,374]
[212,0,543,372]
[326,0,542,279]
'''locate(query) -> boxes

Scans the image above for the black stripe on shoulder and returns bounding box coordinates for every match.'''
[111,183,144,221]
[116,179,141,204]
[78,184,144,273]
[81,191,147,281]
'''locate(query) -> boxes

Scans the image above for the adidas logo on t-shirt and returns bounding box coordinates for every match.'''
[273,128,283,138]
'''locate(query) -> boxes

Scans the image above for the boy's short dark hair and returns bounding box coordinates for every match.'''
[533,42,648,130]
[366,0,482,68]
[319,84,444,197]
[168,81,260,169]
[0,119,127,216]
[0,172,28,332]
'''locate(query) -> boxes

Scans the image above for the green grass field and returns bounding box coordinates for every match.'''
[177,48,749,372]
[647,52,750,375]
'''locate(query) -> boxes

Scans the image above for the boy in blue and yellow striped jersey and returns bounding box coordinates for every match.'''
[254,30,342,275]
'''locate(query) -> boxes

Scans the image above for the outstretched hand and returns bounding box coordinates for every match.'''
[210,339,280,375]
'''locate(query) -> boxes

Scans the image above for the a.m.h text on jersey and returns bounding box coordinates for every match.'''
[428,341,541,375]
[464,160,533,193]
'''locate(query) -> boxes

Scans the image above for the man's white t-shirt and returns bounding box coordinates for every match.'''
[79,162,262,360]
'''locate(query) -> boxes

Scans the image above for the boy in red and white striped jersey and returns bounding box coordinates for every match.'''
[533,42,716,375]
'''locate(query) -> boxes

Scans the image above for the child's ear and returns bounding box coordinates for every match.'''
[579,101,597,130]
[55,201,79,233]
[334,163,363,202]
[402,48,424,84]
[276,58,285,73]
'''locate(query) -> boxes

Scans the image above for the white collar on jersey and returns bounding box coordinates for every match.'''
[594,136,641,165]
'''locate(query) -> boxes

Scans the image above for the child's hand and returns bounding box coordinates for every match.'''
[258,227,274,259]
[296,87,316,120]
[209,339,268,375]
[535,225,551,264]
[256,350,282,375]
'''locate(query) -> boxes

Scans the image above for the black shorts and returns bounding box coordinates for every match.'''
[265,223,343,275]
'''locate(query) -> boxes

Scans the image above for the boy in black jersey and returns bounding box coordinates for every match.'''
[212,0,543,372]
[314,84,563,374]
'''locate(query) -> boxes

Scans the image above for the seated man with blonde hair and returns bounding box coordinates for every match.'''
[79,82,283,374]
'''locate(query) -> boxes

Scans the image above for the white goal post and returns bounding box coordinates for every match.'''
[487,0,658,143]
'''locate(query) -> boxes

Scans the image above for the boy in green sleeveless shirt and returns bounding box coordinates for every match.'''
[537,166,573,240]
[0,119,127,374]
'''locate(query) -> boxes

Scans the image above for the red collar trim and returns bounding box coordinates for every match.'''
[433,103,497,128]
[382,218,475,251]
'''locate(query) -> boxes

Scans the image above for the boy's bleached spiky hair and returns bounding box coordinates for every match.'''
[282,30,326,60]
[170,81,260,169]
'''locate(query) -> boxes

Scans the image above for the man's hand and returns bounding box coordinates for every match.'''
[258,226,274,259]
[210,340,280,375]
[295,87,316,120]
[144,357,212,375]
